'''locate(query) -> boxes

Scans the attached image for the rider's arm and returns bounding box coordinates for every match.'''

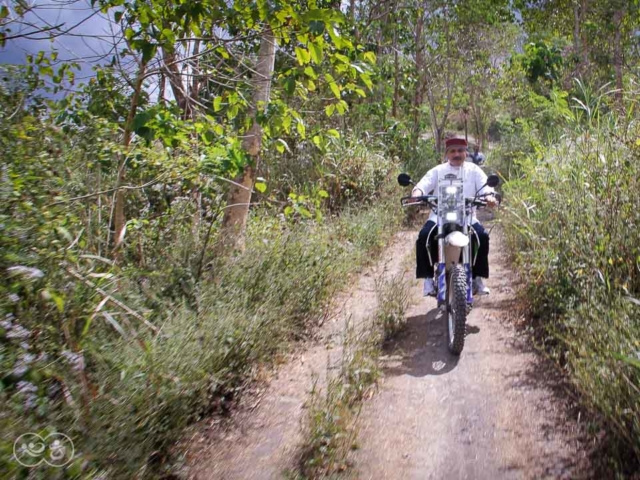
[412,167,437,197]
[475,167,497,207]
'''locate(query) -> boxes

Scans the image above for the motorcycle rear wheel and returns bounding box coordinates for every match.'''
[446,264,467,355]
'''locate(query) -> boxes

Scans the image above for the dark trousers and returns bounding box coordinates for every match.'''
[416,220,490,279]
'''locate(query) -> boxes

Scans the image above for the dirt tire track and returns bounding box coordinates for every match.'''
[349,225,590,479]
[182,231,416,480]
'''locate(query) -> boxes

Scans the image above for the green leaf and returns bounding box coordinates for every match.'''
[51,292,65,313]
[326,129,340,138]
[325,104,335,117]
[213,96,223,112]
[295,47,311,65]
[301,9,333,22]
[335,53,349,64]
[0,6,9,19]
[309,42,323,64]
[284,206,294,217]
[309,20,325,36]
[325,73,341,99]
[284,76,295,95]
[162,28,176,45]
[360,73,373,90]
[114,10,123,23]
[282,115,292,133]
[318,189,329,198]
[298,206,312,218]
[140,42,157,63]
[304,66,318,79]
[42,290,65,313]
[363,51,377,64]
[254,182,267,193]
[296,120,306,138]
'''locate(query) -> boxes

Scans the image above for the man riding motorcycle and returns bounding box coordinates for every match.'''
[412,138,497,297]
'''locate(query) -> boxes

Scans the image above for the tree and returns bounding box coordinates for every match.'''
[216,27,276,255]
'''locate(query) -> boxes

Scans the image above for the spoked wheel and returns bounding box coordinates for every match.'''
[446,264,467,355]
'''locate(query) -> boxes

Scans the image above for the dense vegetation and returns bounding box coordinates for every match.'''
[1,0,639,477]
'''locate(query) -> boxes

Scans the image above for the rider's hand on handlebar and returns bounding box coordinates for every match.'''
[411,188,424,198]
[485,195,498,208]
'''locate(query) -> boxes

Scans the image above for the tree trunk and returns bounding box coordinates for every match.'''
[112,60,147,258]
[424,7,454,155]
[573,1,582,77]
[412,9,425,144]
[216,27,276,256]
[580,0,590,72]
[162,48,188,113]
[158,73,166,105]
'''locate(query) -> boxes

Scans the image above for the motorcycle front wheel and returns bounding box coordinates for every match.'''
[446,264,467,355]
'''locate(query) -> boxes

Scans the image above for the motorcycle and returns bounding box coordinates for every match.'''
[398,172,500,355]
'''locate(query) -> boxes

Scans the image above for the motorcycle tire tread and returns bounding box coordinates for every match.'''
[448,265,467,355]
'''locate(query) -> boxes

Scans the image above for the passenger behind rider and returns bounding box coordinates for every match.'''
[411,137,497,297]
[470,145,486,165]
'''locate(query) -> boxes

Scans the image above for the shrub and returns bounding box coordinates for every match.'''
[502,97,640,472]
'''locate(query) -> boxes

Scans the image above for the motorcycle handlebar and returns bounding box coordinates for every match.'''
[401,193,501,208]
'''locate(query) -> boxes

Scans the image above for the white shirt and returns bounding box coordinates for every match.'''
[412,161,494,224]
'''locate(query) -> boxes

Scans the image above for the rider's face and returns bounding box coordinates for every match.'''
[446,147,466,166]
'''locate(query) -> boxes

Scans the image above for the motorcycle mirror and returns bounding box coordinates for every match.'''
[397,173,413,187]
[486,174,500,188]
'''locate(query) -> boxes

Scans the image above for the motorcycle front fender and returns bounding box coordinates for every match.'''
[444,231,469,269]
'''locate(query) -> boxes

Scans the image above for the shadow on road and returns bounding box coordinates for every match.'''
[383,307,479,378]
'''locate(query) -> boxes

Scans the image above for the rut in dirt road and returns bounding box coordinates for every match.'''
[182,231,415,480]
[350,225,589,480]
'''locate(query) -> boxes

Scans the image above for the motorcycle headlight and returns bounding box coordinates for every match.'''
[445,186,458,195]
[445,212,458,222]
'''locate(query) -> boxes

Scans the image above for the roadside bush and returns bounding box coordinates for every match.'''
[502,94,640,471]
[1,63,407,480]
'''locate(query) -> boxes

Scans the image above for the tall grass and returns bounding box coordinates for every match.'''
[297,272,411,478]
[1,198,402,478]
[501,82,640,473]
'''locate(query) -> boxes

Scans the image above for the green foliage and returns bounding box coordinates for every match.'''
[266,132,397,213]
[502,90,640,471]
[1,187,401,478]
[517,41,564,87]
[0,63,404,477]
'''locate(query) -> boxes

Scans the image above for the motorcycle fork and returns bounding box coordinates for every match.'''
[463,226,473,304]
[437,222,446,304]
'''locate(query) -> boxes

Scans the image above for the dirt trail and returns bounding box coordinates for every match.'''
[182,231,416,480]
[350,225,588,479]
